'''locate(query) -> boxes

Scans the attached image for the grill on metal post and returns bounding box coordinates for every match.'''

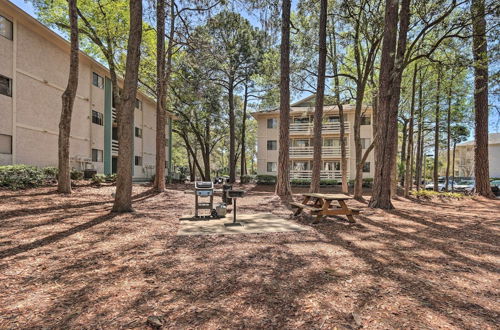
[224,189,245,227]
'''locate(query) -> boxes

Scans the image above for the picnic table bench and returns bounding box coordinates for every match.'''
[290,193,360,223]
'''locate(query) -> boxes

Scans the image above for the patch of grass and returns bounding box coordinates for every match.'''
[411,190,465,199]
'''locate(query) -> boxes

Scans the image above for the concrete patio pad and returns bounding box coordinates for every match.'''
[177,213,310,236]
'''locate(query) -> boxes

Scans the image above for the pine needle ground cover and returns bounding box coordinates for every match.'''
[0,183,498,329]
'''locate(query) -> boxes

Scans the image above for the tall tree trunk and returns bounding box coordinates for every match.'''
[433,68,441,192]
[471,0,494,197]
[415,69,424,191]
[58,0,79,194]
[445,81,452,191]
[154,0,166,192]
[404,64,418,197]
[331,28,348,194]
[240,82,248,178]
[204,117,211,180]
[353,90,365,200]
[228,82,236,183]
[400,118,408,186]
[451,141,456,192]
[369,0,400,209]
[275,0,292,199]
[112,0,143,212]
[310,0,328,193]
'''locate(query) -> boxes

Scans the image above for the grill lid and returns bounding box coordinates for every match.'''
[195,181,214,189]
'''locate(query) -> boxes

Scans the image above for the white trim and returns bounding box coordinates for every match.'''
[16,123,89,142]
[16,68,89,101]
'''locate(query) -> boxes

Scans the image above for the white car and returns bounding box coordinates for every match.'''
[453,180,475,194]
[425,180,458,192]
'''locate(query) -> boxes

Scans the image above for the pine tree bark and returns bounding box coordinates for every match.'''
[112,0,143,212]
[275,0,292,199]
[228,82,236,183]
[404,64,418,197]
[310,0,328,193]
[415,69,424,191]
[240,82,249,178]
[445,82,452,191]
[433,68,441,192]
[400,118,408,186]
[369,0,400,209]
[154,0,166,192]
[471,0,494,197]
[57,0,79,194]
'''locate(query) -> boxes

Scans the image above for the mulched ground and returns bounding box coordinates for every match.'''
[0,182,499,329]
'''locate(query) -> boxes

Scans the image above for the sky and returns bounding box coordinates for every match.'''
[9,0,499,137]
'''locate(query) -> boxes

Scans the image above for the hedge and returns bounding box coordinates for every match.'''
[256,175,276,184]
[0,165,48,190]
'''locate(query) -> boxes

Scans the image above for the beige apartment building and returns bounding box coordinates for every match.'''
[454,133,500,178]
[252,96,374,180]
[0,0,172,180]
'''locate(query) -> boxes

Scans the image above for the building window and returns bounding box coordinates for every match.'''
[0,75,12,97]
[363,162,371,173]
[267,162,276,172]
[135,156,143,166]
[325,116,340,122]
[293,117,310,123]
[0,134,12,154]
[267,140,277,150]
[361,115,371,125]
[0,15,13,40]
[92,110,104,125]
[292,139,310,148]
[361,138,371,149]
[292,161,310,171]
[92,72,104,88]
[267,118,277,129]
[135,127,142,138]
[135,98,142,109]
[112,127,118,140]
[92,149,103,162]
[324,161,340,171]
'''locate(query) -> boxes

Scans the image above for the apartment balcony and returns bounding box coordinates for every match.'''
[112,139,119,155]
[289,122,350,135]
[112,108,117,123]
[290,170,348,180]
[289,146,349,158]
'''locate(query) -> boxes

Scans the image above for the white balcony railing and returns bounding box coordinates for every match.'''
[290,170,348,180]
[289,146,349,158]
[290,122,350,135]
[112,139,119,154]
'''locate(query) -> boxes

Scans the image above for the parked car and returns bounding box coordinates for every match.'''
[425,179,458,192]
[453,179,475,194]
[490,180,500,196]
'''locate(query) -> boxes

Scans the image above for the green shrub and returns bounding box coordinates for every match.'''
[91,174,107,185]
[240,175,253,184]
[42,166,59,179]
[0,165,45,190]
[256,175,276,185]
[105,174,117,183]
[70,169,84,180]
[290,178,309,186]
[320,179,339,186]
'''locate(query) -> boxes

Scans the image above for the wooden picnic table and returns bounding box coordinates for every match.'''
[290,193,360,223]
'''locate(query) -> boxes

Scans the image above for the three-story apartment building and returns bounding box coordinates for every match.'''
[0,0,173,180]
[252,95,374,180]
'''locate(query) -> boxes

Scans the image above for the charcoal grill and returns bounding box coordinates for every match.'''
[224,189,245,227]
[195,181,214,218]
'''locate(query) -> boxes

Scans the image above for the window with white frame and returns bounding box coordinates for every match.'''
[267,118,277,129]
[135,127,142,138]
[363,162,371,173]
[0,75,12,97]
[92,110,104,125]
[267,140,277,150]
[92,149,103,162]
[92,72,104,88]
[0,15,13,40]
[0,134,12,154]
[267,162,276,172]
[361,138,371,149]
[135,156,143,166]
[361,115,371,125]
